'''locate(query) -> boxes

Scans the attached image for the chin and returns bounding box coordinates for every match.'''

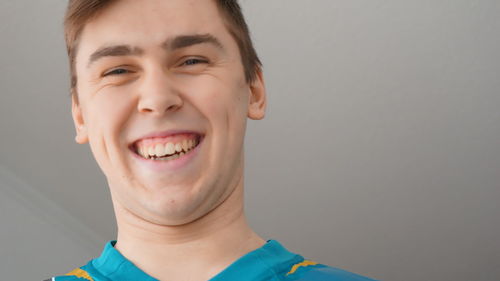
[135,188,215,225]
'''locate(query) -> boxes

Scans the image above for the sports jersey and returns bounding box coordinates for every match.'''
[45,240,376,281]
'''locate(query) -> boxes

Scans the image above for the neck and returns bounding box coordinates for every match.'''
[112,179,265,281]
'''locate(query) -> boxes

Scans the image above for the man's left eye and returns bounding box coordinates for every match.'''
[103,68,130,76]
[182,58,208,66]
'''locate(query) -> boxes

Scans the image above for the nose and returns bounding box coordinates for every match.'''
[137,69,183,116]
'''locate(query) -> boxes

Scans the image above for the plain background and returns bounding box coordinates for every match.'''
[1,0,499,280]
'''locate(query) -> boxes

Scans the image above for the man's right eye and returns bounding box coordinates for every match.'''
[103,68,130,76]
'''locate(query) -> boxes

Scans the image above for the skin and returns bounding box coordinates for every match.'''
[71,0,267,280]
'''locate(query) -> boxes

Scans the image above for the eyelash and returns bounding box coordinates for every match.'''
[102,58,209,77]
[103,68,130,76]
[182,58,209,66]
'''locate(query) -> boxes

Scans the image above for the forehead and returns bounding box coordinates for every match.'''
[77,0,234,59]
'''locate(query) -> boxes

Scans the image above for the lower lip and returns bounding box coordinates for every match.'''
[130,138,203,172]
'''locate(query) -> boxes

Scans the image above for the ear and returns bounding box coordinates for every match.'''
[71,94,89,144]
[247,69,267,120]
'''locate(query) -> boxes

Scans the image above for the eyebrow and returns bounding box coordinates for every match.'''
[87,34,224,68]
[87,45,143,67]
[163,34,225,52]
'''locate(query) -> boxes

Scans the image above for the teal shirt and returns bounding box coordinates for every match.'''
[48,240,376,281]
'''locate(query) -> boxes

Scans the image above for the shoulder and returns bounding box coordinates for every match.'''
[285,260,378,281]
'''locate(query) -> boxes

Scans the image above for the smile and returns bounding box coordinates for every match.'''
[132,133,202,162]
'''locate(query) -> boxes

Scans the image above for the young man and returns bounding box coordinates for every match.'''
[47,0,376,280]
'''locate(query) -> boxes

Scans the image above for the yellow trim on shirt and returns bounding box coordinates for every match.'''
[65,268,94,281]
[286,260,319,276]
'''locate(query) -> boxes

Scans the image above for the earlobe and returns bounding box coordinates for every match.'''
[71,94,89,144]
[247,70,267,120]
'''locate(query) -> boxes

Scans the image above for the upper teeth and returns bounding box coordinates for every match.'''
[137,138,198,159]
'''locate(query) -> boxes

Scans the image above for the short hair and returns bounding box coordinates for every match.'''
[64,0,262,95]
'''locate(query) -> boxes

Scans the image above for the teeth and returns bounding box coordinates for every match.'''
[148,146,156,157]
[137,137,200,160]
[155,144,164,156]
[175,143,183,153]
[165,143,175,155]
[165,154,176,161]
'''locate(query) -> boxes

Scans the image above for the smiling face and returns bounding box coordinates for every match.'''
[71,0,266,226]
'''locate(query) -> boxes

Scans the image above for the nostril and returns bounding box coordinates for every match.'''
[140,108,154,113]
[166,104,180,112]
[137,95,183,114]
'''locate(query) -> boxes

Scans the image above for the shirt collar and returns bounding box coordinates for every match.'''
[92,241,157,281]
[210,240,304,280]
[92,240,304,281]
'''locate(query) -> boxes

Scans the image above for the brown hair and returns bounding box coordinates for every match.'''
[64,0,262,94]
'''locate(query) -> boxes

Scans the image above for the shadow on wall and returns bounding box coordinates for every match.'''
[0,165,104,280]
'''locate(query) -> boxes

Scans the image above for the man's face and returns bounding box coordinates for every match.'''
[72,0,266,225]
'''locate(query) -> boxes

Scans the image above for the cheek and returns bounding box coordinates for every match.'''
[82,87,136,170]
[180,72,249,122]
[86,88,135,133]
[182,74,249,164]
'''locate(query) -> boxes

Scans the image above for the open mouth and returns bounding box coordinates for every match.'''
[132,133,202,161]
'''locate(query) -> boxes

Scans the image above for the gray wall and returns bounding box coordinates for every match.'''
[0,0,499,280]
[0,167,101,280]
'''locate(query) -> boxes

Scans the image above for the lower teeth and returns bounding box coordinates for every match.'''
[151,150,187,161]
